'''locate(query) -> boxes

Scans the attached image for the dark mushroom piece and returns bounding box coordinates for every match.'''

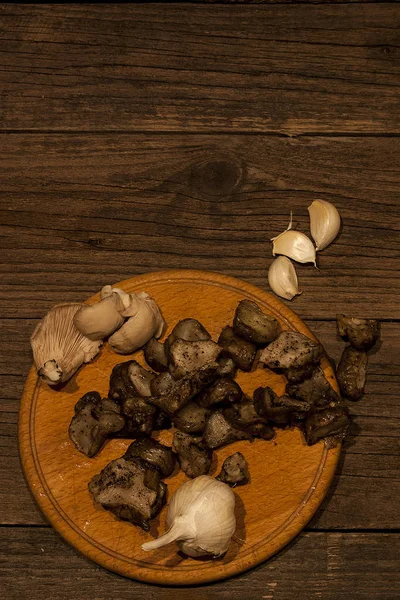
[286,367,340,408]
[253,386,310,426]
[259,331,323,370]
[286,362,318,384]
[304,406,351,446]
[168,339,222,380]
[217,357,237,378]
[115,395,157,437]
[336,346,368,401]
[148,362,220,416]
[124,438,176,478]
[217,452,249,487]
[153,409,172,432]
[173,402,211,434]
[197,377,243,408]
[144,337,169,372]
[233,299,281,345]
[172,431,212,478]
[337,314,379,351]
[128,361,155,397]
[69,391,125,458]
[108,361,136,402]
[203,411,252,450]
[218,326,257,372]
[224,397,275,440]
[165,318,211,353]
[88,457,166,532]
[150,371,175,396]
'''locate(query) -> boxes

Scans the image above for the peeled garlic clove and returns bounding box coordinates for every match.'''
[142,475,236,558]
[30,303,102,386]
[109,292,165,354]
[271,214,317,266]
[73,293,125,341]
[268,256,301,300]
[308,199,341,251]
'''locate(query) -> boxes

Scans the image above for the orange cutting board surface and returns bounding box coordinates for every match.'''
[19,270,340,585]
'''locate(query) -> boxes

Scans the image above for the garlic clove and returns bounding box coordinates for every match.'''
[73,294,125,341]
[108,293,165,354]
[142,475,236,558]
[308,199,341,251]
[30,303,102,386]
[271,215,317,266]
[268,256,301,301]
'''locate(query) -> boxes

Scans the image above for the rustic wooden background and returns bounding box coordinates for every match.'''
[0,3,399,599]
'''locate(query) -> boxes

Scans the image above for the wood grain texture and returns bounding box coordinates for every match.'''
[1,4,400,134]
[1,134,399,319]
[18,271,341,584]
[1,528,399,600]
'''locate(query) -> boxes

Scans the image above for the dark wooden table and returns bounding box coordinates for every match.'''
[1,3,399,598]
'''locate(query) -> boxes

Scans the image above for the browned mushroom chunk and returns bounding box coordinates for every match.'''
[153,409,172,432]
[304,406,351,446]
[148,362,220,416]
[196,377,243,408]
[253,386,309,426]
[233,299,280,345]
[286,362,318,384]
[286,367,339,408]
[124,438,176,478]
[203,411,252,450]
[173,402,211,434]
[172,431,212,478]
[115,395,157,437]
[165,318,211,353]
[127,361,155,397]
[223,396,275,440]
[108,361,136,402]
[143,337,169,372]
[336,346,368,401]
[259,331,323,370]
[168,339,222,379]
[150,371,175,396]
[68,391,125,457]
[88,457,166,531]
[337,314,379,351]
[217,357,237,378]
[217,452,249,487]
[218,326,257,372]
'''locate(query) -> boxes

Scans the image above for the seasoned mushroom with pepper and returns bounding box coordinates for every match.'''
[336,346,368,401]
[223,397,274,439]
[127,361,155,397]
[218,326,257,372]
[69,391,125,458]
[233,299,280,345]
[286,367,339,408]
[168,339,221,379]
[259,331,323,370]
[88,457,166,531]
[253,386,310,426]
[203,411,252,450]
[144,337,169,372]
[165,318,211,352]
[337,314,379,351]
[173,402,211,434]
[304,405,351,446]
[217,452,249,487]
[124,438,176,478]
[172,431,212,478]
[197,377,243,408]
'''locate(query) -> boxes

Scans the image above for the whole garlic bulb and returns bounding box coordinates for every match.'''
[308,199,341,251]
[271,213,316,266]
[141,475,236,558]
[268,256,301,300]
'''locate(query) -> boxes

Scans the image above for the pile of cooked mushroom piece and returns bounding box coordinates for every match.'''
[68,299,378,532]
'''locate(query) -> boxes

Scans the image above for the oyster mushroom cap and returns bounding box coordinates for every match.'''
[73,293,125,341]
[30,303,102,386]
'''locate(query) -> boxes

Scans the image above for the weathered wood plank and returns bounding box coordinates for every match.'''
[1,4,400,133]
[1,319,398,528]
[1,134,399,319]
[1,528,399,600]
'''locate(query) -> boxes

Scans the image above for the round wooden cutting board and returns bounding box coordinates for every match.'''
[19,270,340,586]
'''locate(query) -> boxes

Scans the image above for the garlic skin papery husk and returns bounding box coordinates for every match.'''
[142,475,236,558]
[271,214,317,266]
[268,256,301,301]
[73,293,125,341]
[30,303,102,386]
[108,291,165,354]
[308,199,341,251]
